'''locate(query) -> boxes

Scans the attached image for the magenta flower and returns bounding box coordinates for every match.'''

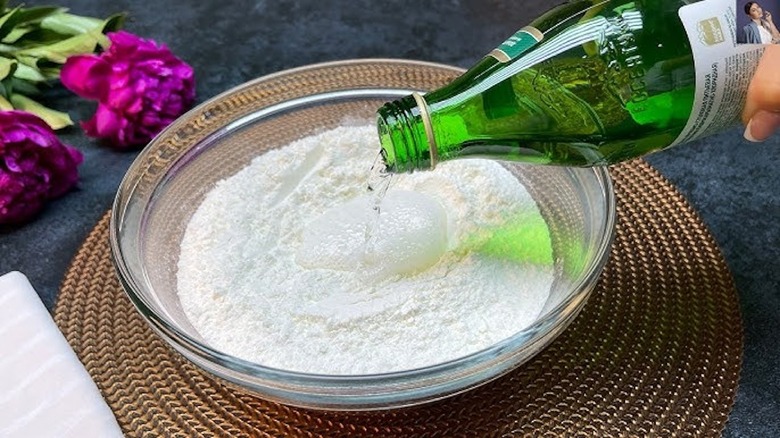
[60,31,195,149]
[0,111,83,225]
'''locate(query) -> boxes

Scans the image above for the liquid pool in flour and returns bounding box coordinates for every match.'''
[177,124,555,375]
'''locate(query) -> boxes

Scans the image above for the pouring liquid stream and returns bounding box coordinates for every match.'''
[363,151,394,260]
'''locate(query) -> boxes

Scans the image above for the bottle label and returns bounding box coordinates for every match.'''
[673,0,766,146]
[489,26,544,63]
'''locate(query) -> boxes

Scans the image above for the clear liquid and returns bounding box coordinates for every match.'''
[364,151,394,257]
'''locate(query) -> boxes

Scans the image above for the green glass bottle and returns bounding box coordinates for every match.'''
[377,0,764,172]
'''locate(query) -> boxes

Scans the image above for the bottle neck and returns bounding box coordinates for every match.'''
[377,93,437,173]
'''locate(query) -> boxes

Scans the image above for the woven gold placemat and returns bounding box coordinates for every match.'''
[54,158,742,437]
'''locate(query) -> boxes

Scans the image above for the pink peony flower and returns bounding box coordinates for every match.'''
[0,111,83,225]
[61,31,195,149]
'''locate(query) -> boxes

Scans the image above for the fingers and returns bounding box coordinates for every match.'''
[742,45,780,141]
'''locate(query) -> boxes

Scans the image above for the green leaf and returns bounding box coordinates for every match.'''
[0,7,23,41]
[0,79,10,98]
[4,27,74,47]
[14,30,61,48]
[38,66,60,81]
[14,54,38,68]
[0,94,13,110]
[9,6,66,27]
[0,42,17,54]
[10,93,72,129]
[0,56,16,80]
[0,6,64,42]
[13,11,126,64]
[13,61,45,82]
[40,12,102,36]
[10,77,41,96]
[102,13,126,33]
[3,26,34,44]
[15,30,104,63]
[38,12,125,41]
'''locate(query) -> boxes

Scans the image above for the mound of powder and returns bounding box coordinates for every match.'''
[177,124,554,375]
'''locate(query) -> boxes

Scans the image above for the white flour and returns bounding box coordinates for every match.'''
[177,125,554,375]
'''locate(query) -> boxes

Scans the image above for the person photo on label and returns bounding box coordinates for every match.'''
[743,45,780,141]
[742,1,780,44]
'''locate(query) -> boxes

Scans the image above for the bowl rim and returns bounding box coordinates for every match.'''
[109,58,617,407]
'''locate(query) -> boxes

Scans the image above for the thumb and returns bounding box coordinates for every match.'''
[743,45,780,142]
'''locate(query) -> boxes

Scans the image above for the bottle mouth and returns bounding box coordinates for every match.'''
[375,94,436,174]
[377,114,400,172]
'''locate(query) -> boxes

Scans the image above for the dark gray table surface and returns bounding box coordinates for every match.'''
[1,0,777,436]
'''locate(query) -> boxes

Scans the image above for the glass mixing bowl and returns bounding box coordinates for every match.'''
[110,59,616,411]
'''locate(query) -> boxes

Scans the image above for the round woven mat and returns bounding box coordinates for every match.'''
[54,60,742,437]
[54,160,742,437]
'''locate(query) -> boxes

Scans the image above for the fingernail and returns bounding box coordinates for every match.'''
[743,118,761,142]
[743,110,780,142]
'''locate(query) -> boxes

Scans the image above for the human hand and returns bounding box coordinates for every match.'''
[743,45,780,142]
